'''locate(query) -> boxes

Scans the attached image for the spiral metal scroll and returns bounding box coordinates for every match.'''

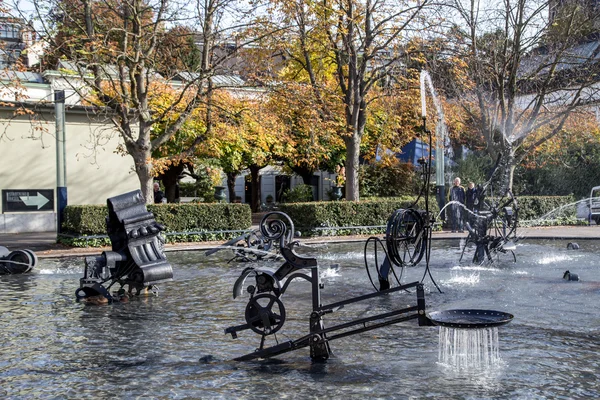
[259,211,295,248]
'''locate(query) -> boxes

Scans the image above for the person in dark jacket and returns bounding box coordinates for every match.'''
[449,177,466,232]
[466,182,478,212]
[153,182,165,204]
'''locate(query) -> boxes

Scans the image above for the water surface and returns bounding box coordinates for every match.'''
[1,239,599,399]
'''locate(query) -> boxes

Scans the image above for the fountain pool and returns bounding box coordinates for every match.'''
[1,239,599,398]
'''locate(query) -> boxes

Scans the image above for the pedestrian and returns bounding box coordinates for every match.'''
[449,177,465,232]
[153,182,165,204]
[466,182,478,212]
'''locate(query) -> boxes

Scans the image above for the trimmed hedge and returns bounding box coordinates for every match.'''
[516,195,576,222]
[59,195,580,246]
[278,196,438,236]
[60,203,252,246]
[278,195,581,236]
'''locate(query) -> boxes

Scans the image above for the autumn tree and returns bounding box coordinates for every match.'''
[199,90,288,211]
[255,0,434,201]
[266,82,346,183]
[443,0,600,191]
[20,0,262,203]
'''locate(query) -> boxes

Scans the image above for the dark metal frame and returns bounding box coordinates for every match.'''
[225,241,433,361]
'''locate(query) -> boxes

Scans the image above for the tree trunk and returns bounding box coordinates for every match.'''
[344,131,361,201]
[160,163,186,203]
[249,165,262,212]
[134,151,154,204]
[290,165,314,185]
[227,172,237,202]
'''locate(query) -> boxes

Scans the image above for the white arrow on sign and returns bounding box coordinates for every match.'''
[20,192,50,210]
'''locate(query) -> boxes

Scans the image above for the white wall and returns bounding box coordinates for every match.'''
[0,109,139,232]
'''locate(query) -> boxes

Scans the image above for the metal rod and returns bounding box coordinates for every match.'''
[317,281,420,311]
[327,314,419,341]
[318,306,419,336]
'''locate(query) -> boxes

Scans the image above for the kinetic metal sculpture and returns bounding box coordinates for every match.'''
[460,178,519,264]
[75,190,173,302]
[225,117,514,361]
[206,212,296,262]
[224,211,513,361]
[0,246,37,274]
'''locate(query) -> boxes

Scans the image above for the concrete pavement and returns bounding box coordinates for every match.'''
[1,225,599,259]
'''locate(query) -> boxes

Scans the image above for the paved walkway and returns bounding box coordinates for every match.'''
[1,225,598,259]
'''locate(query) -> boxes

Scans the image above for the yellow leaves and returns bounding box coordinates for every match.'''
[151,155,194,176]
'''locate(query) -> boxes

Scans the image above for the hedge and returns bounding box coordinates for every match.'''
[516,195,577,222]
[277,195,581,236]
[58,195,581,246]
[278,196,438,236]
[59,202,252,246]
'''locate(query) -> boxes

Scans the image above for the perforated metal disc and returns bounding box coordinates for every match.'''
[427,309,514,329]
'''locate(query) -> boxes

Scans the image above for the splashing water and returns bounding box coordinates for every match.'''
[438,327,501,369]
[420,70,453,186]
[443,273,481,286]
[513,198,592,242]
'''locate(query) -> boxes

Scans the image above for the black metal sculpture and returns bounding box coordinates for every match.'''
[224,211,514,361]
[206,212,296,262]
[225,213,435,361]
[0,246,37,274]
[460,185,518,264]
[361,120,441,293]
[75,190,173,302]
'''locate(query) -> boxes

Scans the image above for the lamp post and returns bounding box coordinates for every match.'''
[55,90,67,233]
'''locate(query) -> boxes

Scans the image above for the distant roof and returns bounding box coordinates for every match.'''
[0,70,45,83]
[172,71,245,86]
[519,40,600,76]
[55,60,163,80]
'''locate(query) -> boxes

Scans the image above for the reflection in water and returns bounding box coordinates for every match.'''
[0,239,599,398]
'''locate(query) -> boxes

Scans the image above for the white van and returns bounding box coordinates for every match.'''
[590,186,600,224]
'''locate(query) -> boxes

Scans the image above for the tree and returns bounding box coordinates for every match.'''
[515,110,600,198]
[199,90,288,211]
[257,0,433,201]
[444,0,600,191]
[267,82,346,183]
[20,0,262,203]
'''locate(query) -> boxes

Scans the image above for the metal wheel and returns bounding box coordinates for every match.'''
[386,209,426,267]
[245,294,286,336]
[487,189,518,242]
[473,187,518,262]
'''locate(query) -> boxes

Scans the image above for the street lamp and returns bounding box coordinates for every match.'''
[55,90,67,233]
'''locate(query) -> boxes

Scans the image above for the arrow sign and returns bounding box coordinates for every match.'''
[2,189,54,212]
[20,192,51,210]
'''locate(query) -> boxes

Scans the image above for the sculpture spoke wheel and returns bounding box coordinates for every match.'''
[461,187,518,264]
[244,294,286,336]
[386,209,427,267]
[485,189,518,243]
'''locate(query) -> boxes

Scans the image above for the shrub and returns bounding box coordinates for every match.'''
[359,160,420,198]
[278,197,436,235]
[516,195,577,222]
[282,184,314,203]
[61,203,252,236]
